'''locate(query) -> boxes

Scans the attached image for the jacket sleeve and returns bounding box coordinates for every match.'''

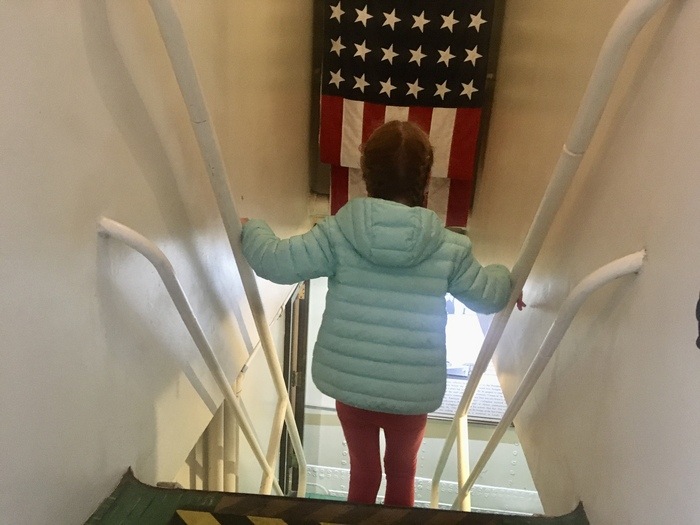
[447,236,512,315]
[240,219,336,284]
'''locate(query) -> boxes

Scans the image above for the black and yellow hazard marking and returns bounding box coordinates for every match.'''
[170,510,335,525]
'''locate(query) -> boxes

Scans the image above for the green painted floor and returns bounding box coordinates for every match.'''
[85,469,589,525]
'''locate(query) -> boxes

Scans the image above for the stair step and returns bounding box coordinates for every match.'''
[85,469,589,524]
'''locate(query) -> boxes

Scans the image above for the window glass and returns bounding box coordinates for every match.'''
[430,294,507,424]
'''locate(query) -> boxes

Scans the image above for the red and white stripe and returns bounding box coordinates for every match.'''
[330,166,474,227]
[320,94,481,180]
[322,94,479,227]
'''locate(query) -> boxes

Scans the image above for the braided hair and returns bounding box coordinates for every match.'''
[361,120,433,207]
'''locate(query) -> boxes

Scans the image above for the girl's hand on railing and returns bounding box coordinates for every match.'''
[516,292,526,311]
[240,218,249,225]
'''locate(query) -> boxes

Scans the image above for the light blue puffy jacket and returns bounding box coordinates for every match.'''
[241,198,512,415]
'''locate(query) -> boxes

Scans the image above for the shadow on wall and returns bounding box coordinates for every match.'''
[81,0,253,353]
[97,238,220,414]
[79,0,254,356]
[80,0,263,491]
[95,240,170,481]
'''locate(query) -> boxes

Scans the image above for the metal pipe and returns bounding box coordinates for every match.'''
[223,399,239,492]
[451,250,645,509]
[260,401,287,494]
[147,0,307,496]
[207,406,224,491]
[455,416,471,511]
[431,0,669,507]
[97,216,284,495]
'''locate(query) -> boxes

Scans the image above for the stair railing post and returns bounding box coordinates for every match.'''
[147,0,307,496]
[430,0,670,508]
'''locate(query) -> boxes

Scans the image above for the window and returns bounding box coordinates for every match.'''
[429,294,508,424]
[305,280,507,423]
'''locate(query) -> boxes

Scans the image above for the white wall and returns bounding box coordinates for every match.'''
[469,1,700,523]
[0,1,314,523]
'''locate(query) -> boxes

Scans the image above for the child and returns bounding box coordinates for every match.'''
[241,120,513,507]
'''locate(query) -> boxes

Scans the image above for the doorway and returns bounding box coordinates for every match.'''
[278,282,310,495]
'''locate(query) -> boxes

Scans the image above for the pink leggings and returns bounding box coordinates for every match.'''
[335,400,427,507]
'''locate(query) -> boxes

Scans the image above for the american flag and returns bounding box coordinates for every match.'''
[319,0,496,227]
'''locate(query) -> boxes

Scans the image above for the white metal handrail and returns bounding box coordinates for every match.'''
[431,0,669,508]
[147,0,307,496]
[97,217,284,495]
[451,250,646,509]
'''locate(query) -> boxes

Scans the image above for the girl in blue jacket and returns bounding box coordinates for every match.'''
[241,120,513,507]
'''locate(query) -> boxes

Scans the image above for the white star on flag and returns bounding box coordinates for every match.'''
[409,45,427,66]
[379,78,396,96]
[330,37,345,56]
[435,81,450,99]
[406,80,423,98]
[329,70,343,88]
[412,11,430,32]
[437,46,455,66]
[465,45,482,66]
[355,5,372,27]
[381,44,398,64]
[469,11,487,32]
[383,9,401,30]
[320,0,497,227]
[354,40,370,60]
[461,80,478,99]
[354,74,369,92]
[330,2,344,22]
[441,11,458,32]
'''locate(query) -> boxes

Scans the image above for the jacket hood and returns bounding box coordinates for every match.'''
[334,198,445,267]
